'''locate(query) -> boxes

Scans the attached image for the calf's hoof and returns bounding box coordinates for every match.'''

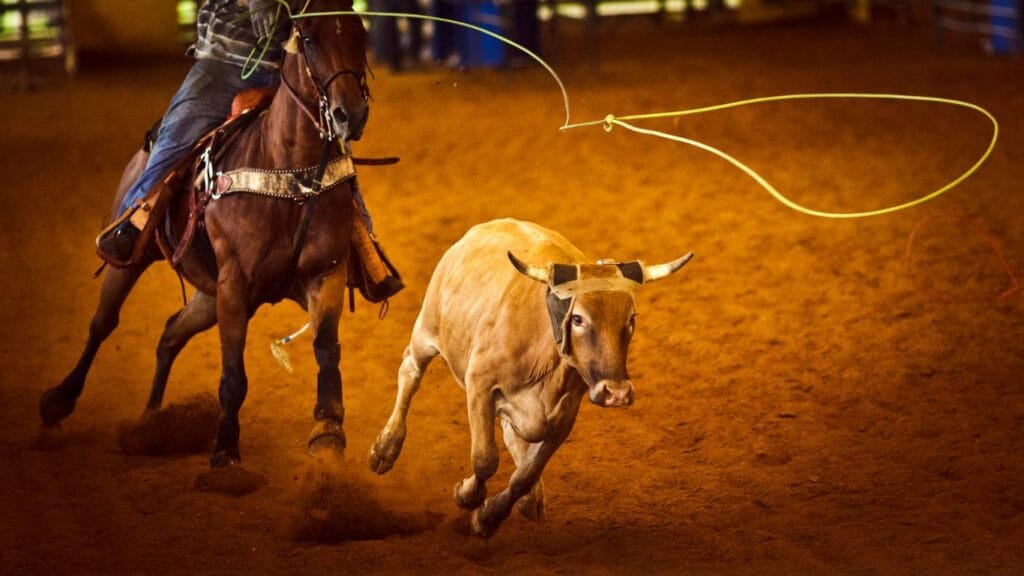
[368,425,405,475]
[469,508,497,539]
[39,387,76,428]
[454,478,486,510]
[517,493,545,523]
[308,419,346,456]
[209,449,241,469]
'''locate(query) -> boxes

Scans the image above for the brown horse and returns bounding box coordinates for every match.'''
[39,0,371,468]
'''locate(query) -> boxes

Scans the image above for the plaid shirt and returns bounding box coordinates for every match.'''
[189,0,289,70]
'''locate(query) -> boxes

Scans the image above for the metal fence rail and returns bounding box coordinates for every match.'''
[934,0,1021,53]
[0,0,74,89]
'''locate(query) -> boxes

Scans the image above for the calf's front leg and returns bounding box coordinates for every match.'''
[471,398,581,537]
[501,419,545,522]
[454,378,499,510]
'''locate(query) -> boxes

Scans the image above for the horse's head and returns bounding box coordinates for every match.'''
[283,0,369,142]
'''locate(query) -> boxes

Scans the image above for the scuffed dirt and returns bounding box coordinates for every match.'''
[119,392,219,455]
[290,458,440,542]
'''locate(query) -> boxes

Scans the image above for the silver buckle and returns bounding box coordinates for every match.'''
[202,146,222,200]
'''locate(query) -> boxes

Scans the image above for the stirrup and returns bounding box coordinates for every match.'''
[95,204,138,248]
[95,187,167,269]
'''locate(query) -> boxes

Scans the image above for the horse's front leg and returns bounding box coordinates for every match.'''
[40,263,148,427]
[210,267,250,468]
[304,270,348,455]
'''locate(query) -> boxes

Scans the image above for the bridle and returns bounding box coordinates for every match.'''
[279,18,369,143]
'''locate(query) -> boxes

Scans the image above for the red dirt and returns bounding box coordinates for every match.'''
[1,19,1023,575]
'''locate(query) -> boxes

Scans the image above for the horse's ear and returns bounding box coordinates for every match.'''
[283,27,299,54]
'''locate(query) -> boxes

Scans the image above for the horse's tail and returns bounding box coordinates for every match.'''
[270,322,311,372]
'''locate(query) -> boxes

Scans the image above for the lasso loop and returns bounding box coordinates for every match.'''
[568,94,999,219]
[253,9,997,220]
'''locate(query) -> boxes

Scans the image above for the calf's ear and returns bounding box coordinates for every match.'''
[508,252,551,283]
[643,252,694,283]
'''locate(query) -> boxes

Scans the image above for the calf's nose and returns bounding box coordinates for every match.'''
[591,380,634,408]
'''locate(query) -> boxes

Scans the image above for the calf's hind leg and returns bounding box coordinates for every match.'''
[305,272,349,455]
[40,265,146,427]
[369,326,439,474]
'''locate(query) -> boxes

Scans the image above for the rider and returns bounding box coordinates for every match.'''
[97,0,402,301]
[97,0,284,263]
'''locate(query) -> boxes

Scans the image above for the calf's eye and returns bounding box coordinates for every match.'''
[571,314,585,327]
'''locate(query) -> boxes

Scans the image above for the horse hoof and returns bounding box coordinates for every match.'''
[453,478,486,510]
[209,450,241,469]
[39,387,76,428]
[368,426,405,475]
[308,419,346,456]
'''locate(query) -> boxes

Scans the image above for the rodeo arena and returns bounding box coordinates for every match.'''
[1,0,1022,573]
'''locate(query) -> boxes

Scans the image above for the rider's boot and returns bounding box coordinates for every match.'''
[95,179,173,268]
[350,217,404,303]
[97,221,141,264]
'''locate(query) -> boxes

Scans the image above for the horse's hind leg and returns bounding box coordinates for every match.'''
[145,291,217,412]
[304,271,348,455]
[40,264,146,427]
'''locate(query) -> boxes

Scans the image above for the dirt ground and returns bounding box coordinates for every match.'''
[1,17,1023,575]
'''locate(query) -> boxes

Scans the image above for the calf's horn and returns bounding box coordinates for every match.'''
[508,251,551,283]
[643,252,694,283]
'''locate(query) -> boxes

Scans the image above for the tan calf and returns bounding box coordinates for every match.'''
[369,218,693,536]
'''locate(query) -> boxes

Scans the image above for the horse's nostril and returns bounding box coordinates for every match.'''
[332,107,348,126]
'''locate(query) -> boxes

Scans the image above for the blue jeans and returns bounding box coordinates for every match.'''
[119,58,277,215]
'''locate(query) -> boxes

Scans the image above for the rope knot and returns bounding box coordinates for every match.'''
[603,114,616,132]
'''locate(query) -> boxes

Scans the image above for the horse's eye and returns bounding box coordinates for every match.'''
[303,35,313,45]
[571,314,585,327]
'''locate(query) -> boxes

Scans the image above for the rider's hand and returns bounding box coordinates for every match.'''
[249,0,279,41]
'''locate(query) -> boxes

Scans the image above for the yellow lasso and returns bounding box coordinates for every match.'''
[561,94,999,219]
